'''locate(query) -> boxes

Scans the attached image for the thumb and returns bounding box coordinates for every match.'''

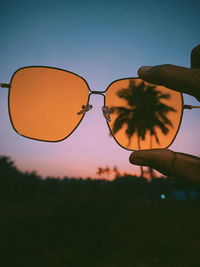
[129,149,200,182]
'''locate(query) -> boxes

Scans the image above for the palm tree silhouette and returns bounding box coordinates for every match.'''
[104,166,111,178]
[113,166,121,178]
[96,167,104,178]
[109,80,177,177]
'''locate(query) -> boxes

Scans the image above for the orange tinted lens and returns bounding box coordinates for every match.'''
[105,78,183,150]
[9,67,89,141]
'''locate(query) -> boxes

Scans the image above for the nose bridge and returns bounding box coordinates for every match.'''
[88,90,105,108]
[89,90,105,97]
[86,90,111,122]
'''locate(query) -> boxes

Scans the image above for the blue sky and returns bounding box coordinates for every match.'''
[0,0,199,178]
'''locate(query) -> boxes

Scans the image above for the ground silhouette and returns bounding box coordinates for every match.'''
[0,156,200,267]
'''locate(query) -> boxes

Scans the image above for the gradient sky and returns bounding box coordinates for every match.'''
[0,0,200,179]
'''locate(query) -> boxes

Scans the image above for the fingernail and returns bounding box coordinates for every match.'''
[138,66,152,76]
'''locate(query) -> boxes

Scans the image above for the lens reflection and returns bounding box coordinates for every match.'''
[105,78,183,150]
[9,67,89,141]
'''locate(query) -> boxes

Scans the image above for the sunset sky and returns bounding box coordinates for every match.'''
[0,0,200,179]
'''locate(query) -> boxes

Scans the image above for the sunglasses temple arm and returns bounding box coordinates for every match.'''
[183,104,200,110]
[0,83,10,88]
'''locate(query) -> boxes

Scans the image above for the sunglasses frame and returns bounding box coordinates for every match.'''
[2,65,185,151]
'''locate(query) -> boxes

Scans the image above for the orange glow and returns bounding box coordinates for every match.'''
[9,67,89,141]
[106,79,183,150]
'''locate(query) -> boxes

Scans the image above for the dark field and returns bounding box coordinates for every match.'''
[0,156,200,267]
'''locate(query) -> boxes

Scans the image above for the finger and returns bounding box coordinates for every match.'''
[138,64,200,101]
[191,44,200,68]
[129,149,200,183]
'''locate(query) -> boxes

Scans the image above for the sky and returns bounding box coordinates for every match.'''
[0,0,200,179]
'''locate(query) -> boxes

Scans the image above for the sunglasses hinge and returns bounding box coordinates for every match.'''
[0,83,10,88]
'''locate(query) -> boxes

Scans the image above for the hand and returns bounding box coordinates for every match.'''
[129,44,200,183]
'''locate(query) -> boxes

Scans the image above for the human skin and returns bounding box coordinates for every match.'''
[129,45,200,183]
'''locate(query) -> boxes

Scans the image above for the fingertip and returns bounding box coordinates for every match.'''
[129,151,151,166]
[191,44,200,68]
[129,152,133,164]
[130,149,176,177]
[138,66,152,77]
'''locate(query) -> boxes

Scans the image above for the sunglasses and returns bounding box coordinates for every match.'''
[1,66,199,151]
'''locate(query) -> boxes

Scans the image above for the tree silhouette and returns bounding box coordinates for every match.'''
[96,167,104,178]
[0,156,17,172]
[109,80,177,177]
[104,166,111,178]
[113,166,121,178]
